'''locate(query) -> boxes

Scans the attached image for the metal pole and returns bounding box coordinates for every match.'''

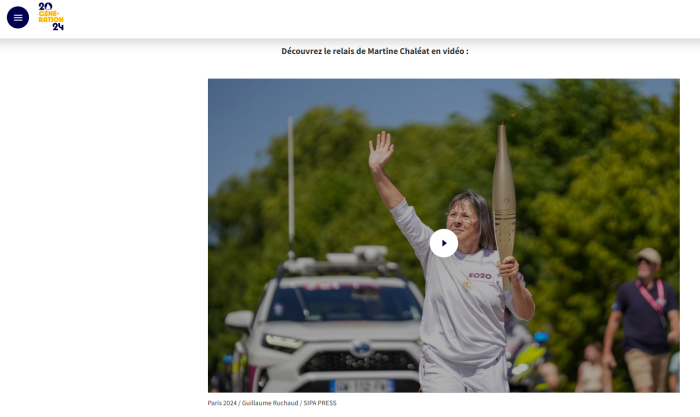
[288,115,295,260]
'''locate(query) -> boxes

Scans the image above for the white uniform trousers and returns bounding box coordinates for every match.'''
[419,345,509,393]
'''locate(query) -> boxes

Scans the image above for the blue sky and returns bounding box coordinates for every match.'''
[208,79,677,195]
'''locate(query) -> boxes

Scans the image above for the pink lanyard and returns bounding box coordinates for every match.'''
[635,279,665,315]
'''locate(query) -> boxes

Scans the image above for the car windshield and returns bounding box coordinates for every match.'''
[267,283,422,322]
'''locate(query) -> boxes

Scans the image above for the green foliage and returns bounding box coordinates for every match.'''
[208,81,679,391]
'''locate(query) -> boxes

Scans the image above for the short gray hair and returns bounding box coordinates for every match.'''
[448,190,496,250]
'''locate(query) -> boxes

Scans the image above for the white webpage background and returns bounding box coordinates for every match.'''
[0,38,694,416]
[0,1,700,38]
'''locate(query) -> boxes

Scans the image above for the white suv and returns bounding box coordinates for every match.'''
[225,246,424,392]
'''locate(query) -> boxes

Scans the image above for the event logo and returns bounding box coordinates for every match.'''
[38,2,64,31]
[7,6,29,29]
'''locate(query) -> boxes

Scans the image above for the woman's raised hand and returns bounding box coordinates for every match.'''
[368,131,394,172]
[368,131,404,210]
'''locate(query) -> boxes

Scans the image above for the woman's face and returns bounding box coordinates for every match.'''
[584,346,601,362]
[446,200,480,243]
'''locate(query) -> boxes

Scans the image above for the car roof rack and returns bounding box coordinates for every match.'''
[274,245,404,280]
[276,260,403,279]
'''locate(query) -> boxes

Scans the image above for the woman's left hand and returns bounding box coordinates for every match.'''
[499,255,534,320]
[498,256,519,282]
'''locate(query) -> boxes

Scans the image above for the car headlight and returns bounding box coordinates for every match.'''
[263,334,304,353]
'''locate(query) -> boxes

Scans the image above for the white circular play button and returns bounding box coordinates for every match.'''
[430,229,458,258]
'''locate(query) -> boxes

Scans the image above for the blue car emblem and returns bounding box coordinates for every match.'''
[352,340,371,357]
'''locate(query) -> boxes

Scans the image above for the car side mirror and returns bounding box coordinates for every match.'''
[225,310,254,333]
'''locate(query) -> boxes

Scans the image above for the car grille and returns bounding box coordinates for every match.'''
[300,351,417,374]
[295,380,420,392]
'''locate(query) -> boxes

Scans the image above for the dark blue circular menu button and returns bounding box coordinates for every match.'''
[8,7,29,29]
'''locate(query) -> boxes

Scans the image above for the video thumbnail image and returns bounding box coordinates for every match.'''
[208,79,680,393]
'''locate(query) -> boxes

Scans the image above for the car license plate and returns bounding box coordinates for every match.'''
[330,379,395,392]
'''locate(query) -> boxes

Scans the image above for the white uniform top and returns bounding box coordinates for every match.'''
[390,198,526,367]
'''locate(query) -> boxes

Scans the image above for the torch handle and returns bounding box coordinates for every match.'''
[493,209,516,291]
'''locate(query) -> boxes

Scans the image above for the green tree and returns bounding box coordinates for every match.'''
[526,82,679,391]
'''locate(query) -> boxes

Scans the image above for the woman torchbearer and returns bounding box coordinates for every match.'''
[368,131,535,393]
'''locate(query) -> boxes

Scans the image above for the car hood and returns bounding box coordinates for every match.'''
[258,320,420,342]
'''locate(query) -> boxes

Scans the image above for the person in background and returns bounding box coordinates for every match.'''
[538,361,560,391]
[210,355,233,392]
[668,351,680,392]
[576,342,612,392]
[602,247,680,392]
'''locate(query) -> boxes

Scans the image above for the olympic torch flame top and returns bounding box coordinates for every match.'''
[493,125,516,211]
